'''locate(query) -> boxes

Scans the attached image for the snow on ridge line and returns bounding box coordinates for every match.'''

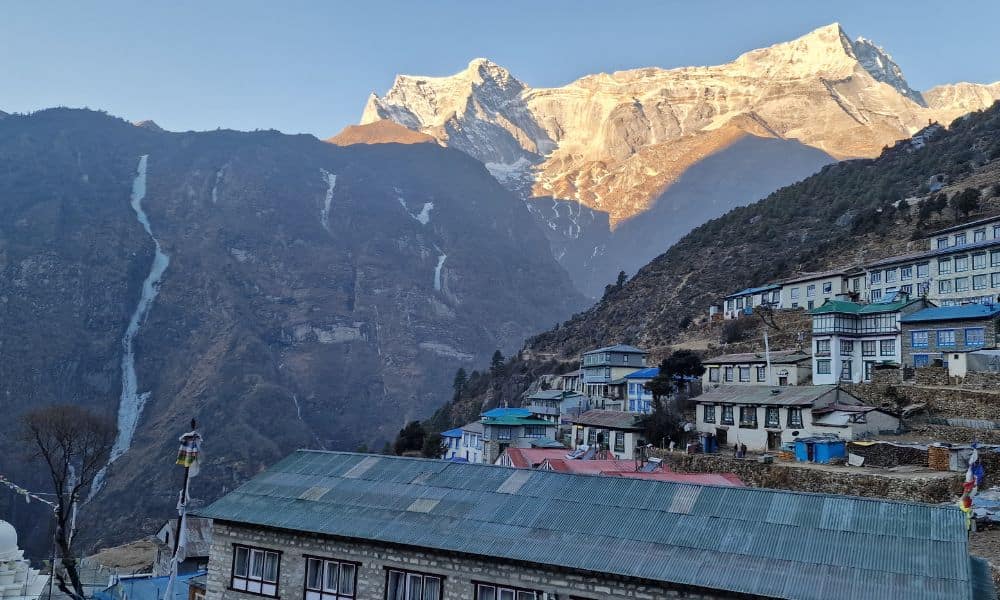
[320,169,337,232]
[91,155,171,498]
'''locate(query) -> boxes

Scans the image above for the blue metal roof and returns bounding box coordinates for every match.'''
[481,407,530,418]
[724,283,780,299]
[197,451,989,600]
[441,428,464,438]
[902,303,1000,323]
[624,367,659,379]
[95,572,205,600]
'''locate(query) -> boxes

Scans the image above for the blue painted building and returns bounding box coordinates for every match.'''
[901,303,1000,368]
[440,427,464,459]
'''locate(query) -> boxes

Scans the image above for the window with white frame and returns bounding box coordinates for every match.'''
[956,277,970,292]
[817,359,831,374]
[806,284,816,298]
[708,367,719,382]
[911,331,929,348]
[823,281,833,294]
[738,366,750,382]
[756,366,767,382]
[386,570,442,600]
[884,269,897,283]
[862,341,876,357]
[739,406,758,428]
[992,251,1000,268]
[995,224,1000,239]
[974,275,988,290]
[955,233,967,246]
[721,405,734,425]
[901,284,913,295]
[870,271,881,285]
[939,279,953,294]
[765,407,780,428]
[788,408,803,428]
[974,253,987,269]
[870,289,882,301]
[955,256,969,272]
[993,273,1000,288]
[305,557,357,600]
[841,360,853,380]
[474,583,539,600]
[816,339,831,355]
[790,287,800,299]
[939,258,952,274]
[900,265,913,280]
[966,328,986,347]
[231,545,280,597]
[917,263,929,278]
[975,229,986,242]
[724,366,734,382]
[937,237,949,249]
[703,404,716,423]
[880,339,895,357]
[937,330,956,347]
[840,340,854,355]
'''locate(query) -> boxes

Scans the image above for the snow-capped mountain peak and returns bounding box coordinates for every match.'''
[850,36,923,104]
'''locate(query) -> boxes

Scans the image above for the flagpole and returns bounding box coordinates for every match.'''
[172,418,197,558]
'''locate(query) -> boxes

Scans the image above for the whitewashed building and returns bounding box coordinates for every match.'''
[694,386,899,452]
[778,268,859,311]
[702,350,812,388]
[809,294,933,384]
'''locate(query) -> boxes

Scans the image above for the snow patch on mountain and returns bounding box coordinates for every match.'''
[319,169,337,232]
[398,195,434,225]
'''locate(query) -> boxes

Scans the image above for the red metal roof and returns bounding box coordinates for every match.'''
[502,448,570,469]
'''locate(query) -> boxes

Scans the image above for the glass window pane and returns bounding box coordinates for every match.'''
[306,559,322,590]
[422,577,439,599]
[263,552,278,583]
[339,564,355,596]
[477,586,496,600]
[388,572,405,600]
[499,590,515,600]
[516,592,536,600]
[235,547,249,578]
[324,561,339,592]
[251,550,265,579]
[406,574,423,600]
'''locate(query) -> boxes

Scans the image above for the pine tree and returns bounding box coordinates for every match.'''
[452,368,468,396]
[490,350,505,375]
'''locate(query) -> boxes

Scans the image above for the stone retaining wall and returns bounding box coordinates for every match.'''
[656,451,962,503]
[847,382,1000,421]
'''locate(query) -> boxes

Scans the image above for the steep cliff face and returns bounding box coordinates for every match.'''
[0,109,584,552]
[361,23,1000,296]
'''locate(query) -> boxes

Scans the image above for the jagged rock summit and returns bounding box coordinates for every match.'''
[361,23,1000,296]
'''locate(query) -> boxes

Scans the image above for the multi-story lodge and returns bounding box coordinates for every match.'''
[778,268,859,310]
[702,350,812,388]
[900,303,1000,367]
[809,293,933,384]
[480,408,558,464]
[198,451,994,600]
[581,344,648,397]
[721,284,780,319]
[863,215,1000,306]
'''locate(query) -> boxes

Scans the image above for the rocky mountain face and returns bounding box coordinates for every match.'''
[0,109,583,553]
[361,23,1000,296]
[436,102,1000,430]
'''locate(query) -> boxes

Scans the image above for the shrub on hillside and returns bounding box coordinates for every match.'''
[721,318,757,344]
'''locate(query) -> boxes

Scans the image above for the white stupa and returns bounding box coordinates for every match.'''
[0,520,48,600]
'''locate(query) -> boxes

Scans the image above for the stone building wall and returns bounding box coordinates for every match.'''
[846,381,1000,421]
[655,452,961,503]
[900,317,1000,367]
[206,521,742,600]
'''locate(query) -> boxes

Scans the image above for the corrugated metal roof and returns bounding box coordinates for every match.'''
[866,237,1000,268]
[724,283,781,299]
[697,385,851,407]
[809,298,925,315]
[441,428,463,438]
[582,344,647,355]
[197,451,987,600]
[704,350,811,365]
[482,407,530,418]
[570,410,642,430]
[901,303,1000,323]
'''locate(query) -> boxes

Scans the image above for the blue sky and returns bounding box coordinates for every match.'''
[3,1,998,137]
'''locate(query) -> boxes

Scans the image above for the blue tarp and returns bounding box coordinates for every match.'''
[95,571,205,600]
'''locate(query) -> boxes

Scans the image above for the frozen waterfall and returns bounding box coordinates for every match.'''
[91,155,170,497]
[320,169,337,232]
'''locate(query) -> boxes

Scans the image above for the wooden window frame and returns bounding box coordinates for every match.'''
[229,544,282,598]
[383,567,445,600]
[303,555,360,600]
[472,581,542,600]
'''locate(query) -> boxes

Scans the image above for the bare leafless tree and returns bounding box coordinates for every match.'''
[21,405,115,600]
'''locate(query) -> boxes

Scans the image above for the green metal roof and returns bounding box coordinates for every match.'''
[197,451,990,600]
[809,298,913,315]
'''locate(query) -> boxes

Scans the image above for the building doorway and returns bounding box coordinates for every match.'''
[778,376,788,386]
[716,428,728,446]
[767,432,782,451]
